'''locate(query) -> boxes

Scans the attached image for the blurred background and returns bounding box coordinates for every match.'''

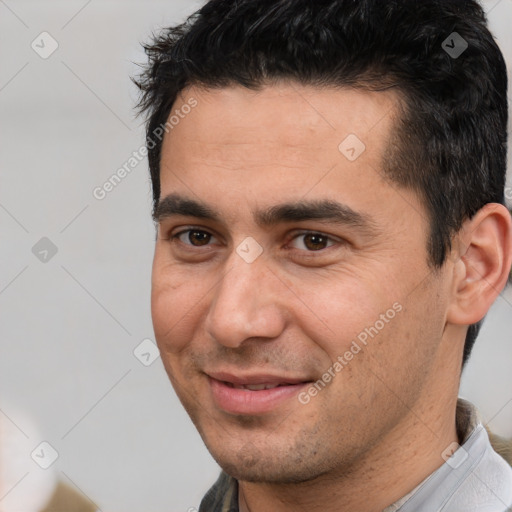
[0,1,511,511]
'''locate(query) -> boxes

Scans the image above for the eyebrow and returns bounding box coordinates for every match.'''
[153,193,220,223]
[153,193,378,234]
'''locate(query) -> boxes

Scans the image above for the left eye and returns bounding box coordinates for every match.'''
[174,229,218,246]
[290,232,335,251]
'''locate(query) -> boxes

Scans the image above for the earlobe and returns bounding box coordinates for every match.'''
[447,203,512,326]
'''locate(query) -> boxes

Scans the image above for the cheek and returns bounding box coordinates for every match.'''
[151,264,207,355]
[358,279,447,389]
[294,274,392,358]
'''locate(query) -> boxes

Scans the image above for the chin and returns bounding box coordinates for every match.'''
[205,437,338,485]
[220,457,334,484]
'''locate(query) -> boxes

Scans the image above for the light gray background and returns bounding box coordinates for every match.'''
[0,1,511,511]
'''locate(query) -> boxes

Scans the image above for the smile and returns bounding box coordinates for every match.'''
[206,372,313,415]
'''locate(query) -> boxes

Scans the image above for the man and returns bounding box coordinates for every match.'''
[134,0,512,510]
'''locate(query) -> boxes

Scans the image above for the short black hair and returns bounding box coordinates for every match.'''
[134,0,509,367]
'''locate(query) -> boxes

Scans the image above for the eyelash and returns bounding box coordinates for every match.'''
[169,227,340,253]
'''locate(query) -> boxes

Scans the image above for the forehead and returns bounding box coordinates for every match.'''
[157,82,417,225]
[164,82,399,158]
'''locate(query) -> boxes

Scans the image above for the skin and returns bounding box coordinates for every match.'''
[150,82,512,511]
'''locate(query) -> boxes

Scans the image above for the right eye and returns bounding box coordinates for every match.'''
[172,229,218,247]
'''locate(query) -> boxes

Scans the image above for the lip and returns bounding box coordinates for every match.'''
[206,371,312,415]
[207,371,310,386]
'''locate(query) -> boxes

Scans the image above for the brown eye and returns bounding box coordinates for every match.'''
[304,233,328,250]
[291,232,334,251]
[175,229,215,246]
[189,230,211,246]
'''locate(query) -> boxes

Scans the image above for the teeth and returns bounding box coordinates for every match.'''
[231,383,282,390]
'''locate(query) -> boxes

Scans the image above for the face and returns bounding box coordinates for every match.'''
[151,82,454,483]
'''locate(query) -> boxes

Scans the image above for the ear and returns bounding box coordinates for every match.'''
[447,203,512,326]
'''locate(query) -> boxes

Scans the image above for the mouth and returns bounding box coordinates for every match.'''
[206,371,313,415]
[223,382,296,391]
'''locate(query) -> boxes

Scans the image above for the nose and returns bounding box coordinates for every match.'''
[204,251,287,348]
